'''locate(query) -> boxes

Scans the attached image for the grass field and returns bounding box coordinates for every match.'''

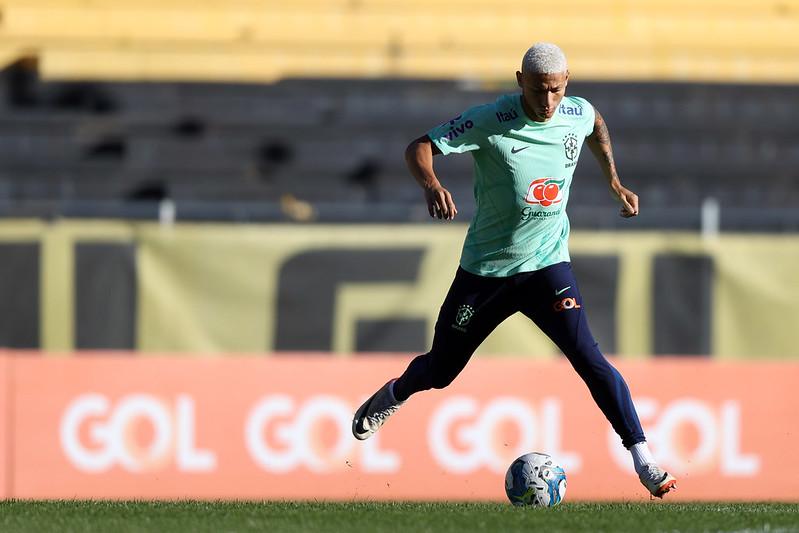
[0,501,797,533]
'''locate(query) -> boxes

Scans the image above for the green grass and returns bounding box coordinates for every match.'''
[0,501,797,533]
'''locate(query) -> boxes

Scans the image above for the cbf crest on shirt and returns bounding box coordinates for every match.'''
[427,94,596,277]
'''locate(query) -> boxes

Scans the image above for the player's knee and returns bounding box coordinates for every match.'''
[402,350,462,391]
[431,370,458,389]
[566,343,612,378]
[572,336,601,356]
[430,360,461,389]
[575,337,600,357]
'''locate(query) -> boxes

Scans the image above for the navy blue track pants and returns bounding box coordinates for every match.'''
[393,261,645,449]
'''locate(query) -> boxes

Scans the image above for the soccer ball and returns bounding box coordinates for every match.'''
[505,452,567,507]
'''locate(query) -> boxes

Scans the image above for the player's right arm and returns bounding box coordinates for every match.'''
[408,103,495,220]
[404,136,457,220]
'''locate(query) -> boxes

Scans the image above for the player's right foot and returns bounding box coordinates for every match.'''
[352,379,404,440]
[638,464,677,498]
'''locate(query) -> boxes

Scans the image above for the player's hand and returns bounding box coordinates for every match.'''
[614,185,639,218]
[424,185,458,220]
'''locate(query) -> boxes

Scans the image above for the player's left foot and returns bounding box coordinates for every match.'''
[352,379,404,441]
[638,464,677,498]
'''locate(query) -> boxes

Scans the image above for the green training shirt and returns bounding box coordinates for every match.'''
[427,93,596,277]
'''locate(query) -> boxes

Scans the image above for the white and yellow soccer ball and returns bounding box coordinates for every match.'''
[505,452,567,507]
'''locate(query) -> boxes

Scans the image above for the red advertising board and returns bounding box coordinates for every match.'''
[5,354,799,501]
[0,355,8,499]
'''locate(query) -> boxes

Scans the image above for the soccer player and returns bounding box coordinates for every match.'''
[352,43,677,498]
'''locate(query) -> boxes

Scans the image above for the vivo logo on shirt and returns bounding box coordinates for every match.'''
[444,120,475,140]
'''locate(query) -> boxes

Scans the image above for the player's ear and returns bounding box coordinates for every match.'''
[564,70,570,88]
[516,71,523,88]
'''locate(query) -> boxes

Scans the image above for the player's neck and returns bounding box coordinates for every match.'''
[519,95,551,123]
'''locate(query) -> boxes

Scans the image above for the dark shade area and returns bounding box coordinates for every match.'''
[355,318,427,353]
[275,249,424,351]
[571,254,620,354]
[75,242,137,350]
[653,254,714,356]
[0,243,40,348]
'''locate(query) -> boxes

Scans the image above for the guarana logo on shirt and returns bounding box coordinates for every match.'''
[524,178,565,207]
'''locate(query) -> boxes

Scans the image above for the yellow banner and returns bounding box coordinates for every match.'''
[0,220,796,358]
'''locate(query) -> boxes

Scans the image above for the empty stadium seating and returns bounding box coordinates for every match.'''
[0,0,795,228]
[0,67,797,228]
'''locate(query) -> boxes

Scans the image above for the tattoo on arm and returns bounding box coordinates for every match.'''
[593,112,613,163]
[594,112,610,143]
[587,108,618,181]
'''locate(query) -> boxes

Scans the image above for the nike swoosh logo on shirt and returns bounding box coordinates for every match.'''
[555,286,571,296]
[510,146,529,154]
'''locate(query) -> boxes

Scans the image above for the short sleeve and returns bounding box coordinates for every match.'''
[575,97,596,138]
[426,103,495,155]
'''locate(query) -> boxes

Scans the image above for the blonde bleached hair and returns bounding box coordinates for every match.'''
[521,43,568,74]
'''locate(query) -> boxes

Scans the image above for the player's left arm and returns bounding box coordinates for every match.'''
[585,107,639,218]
